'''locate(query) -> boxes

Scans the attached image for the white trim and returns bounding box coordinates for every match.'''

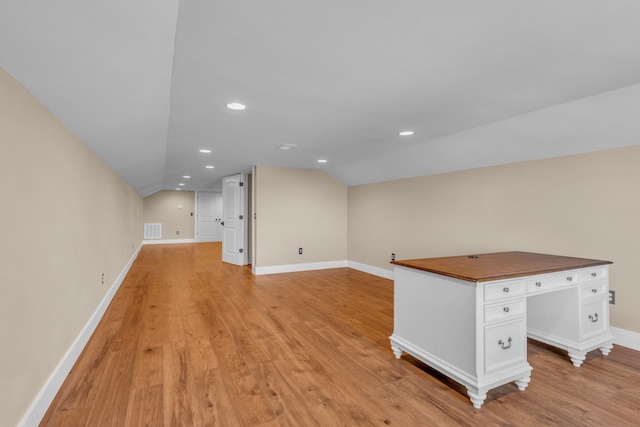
[19,242,143,427]
[347,260,394,280]
[194,191,200,241]
[611,326,640,351]
[251,169,256,268]
[143,238,196,245]
[253,260,347,275]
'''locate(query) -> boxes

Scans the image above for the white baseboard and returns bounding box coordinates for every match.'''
[143,238,196,245]
[18,243,143,427]
[611,327,640,351]
[252,261,393,280]
[253,260,347,275]
[347,260,394,280]
[252,260,394,278]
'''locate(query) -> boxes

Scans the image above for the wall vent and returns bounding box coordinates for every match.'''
[144,223,162,239]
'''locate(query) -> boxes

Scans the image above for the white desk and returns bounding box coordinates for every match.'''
[389,251,614,409]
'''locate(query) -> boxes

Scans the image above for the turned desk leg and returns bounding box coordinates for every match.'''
[467,390,487,409]
[599,343,613,356]
[569,343,613,367]
[390,343,403,359]
[467,374,529,409]
[515,374,531,391]
[568,350,586,367]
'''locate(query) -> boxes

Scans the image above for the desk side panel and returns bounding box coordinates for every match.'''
[393,267,477,376]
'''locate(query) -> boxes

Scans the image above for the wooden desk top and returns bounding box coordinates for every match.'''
[391,251,612,282]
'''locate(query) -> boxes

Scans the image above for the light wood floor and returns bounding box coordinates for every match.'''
[41,243,640,426]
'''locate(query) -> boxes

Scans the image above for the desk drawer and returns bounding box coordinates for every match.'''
[485,318,526,374]
[485,299,525,324]
[484,280,525,302]
[527,272,577,295]
[579,266,608,283]
[579,281,607,300]
[581,298,608,341]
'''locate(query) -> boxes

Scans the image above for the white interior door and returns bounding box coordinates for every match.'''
[222,174,247,265]
[196,191,222,242]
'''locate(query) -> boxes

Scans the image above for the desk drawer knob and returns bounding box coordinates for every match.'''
[535,281,542,287]
[503,307,510,313]
[589,313,599,323]
[498,337,512,350]
[503,287,509,293]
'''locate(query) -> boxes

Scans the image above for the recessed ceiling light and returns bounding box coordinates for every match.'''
[277,144,297,150]
[226,102,246,110]
[399,130,414,136]
[199,149,211,153]
[205,165,215,169]
[317,159,328,163]
[175,188,181,191]
[178,183,185,186]
[183,175,191,179]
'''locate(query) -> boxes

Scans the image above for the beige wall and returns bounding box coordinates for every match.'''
[348,145,640,332]
[0,67,143,426]
[254,166,347,266]
[143,190,195,239]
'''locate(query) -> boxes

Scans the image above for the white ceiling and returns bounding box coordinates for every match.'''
[2,1,640,196]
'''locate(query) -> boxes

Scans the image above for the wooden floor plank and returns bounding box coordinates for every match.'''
[40,242,640,426]
[83,349,136,427]
[162,343,198,427]
[192,368,243,427]
[131,345,163,390]
[123,384,164,427]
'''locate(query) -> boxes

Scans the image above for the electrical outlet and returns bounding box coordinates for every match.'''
[101,273,105,285]
[299,247,303,255]
[176,230,180,235]
[609,290,615,305]
[391,253,396,261]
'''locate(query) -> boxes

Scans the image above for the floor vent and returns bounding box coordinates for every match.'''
[144,223,162,239]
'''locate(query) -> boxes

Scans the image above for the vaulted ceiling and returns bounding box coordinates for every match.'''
[3,1,640,196]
